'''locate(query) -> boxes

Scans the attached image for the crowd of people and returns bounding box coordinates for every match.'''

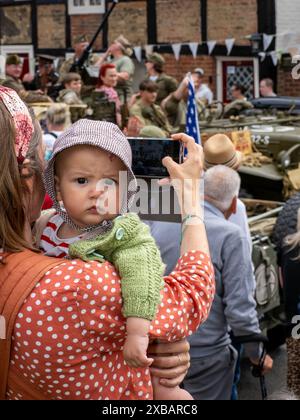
[0,34,279,139]
[0,34,299,402]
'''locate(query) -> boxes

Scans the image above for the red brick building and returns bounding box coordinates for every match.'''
[0,0,299,99]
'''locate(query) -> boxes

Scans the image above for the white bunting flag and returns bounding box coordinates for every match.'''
[144,45,154,57]
[263,34,274,51]
[270,51,279,66]
[188,42,199,59]
[172,43,182,61]
[134,46,142,62]
[225,38,235,56]
[207,40,217,55]
[258,52,266,62]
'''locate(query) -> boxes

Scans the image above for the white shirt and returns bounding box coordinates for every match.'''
[196,84,214,104]
[43,131,63,151]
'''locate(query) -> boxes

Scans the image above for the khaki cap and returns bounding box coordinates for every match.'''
[6,54,22,66]
[147,53,165,66]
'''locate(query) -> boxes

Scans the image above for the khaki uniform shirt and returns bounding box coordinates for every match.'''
[148,73,178,105]
[164,95,205,129]
[130,99,172,136]
[59,53,99,77]
[2,76,51,103]
[112,56,135,104]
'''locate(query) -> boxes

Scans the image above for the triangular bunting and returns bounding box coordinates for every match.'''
[188,42,198,59]
[270,51,279,66]
[225,38,235,56]
[134,46,142,62]
[263,34,274,51]
[258,52,266,62]
[144,45,154,57]
[207,40,217,55]
[172,43,182,61]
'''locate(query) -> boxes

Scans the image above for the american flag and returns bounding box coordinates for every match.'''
[186,75,201,145]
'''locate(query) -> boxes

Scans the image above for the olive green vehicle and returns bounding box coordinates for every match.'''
[243,199,285,341]
[201,108,300,202]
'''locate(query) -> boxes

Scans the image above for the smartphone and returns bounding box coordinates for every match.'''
[127,137,182,178]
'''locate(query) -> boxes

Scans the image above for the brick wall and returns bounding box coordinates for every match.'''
[71,14,104,50]
[38,4,66,49]
[207,0,257,45]
[108,1,147,46]
[161,54,216,96]
[277,67,300,96]
[156,0,201,43]
[1,5,31,45]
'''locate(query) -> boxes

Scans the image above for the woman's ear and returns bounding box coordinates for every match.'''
[54,175,62,202]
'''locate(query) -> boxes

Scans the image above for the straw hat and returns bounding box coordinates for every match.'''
[204,134,243,170]
[114,35,133,57]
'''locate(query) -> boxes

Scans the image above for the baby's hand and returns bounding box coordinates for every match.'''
[123,334,154,368]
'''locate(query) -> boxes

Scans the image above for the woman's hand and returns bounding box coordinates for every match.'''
[158,133,204,219]
[148,340,190,388]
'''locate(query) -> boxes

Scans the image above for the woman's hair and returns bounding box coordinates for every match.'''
[61,72,82,87]
[46,103,70,127]
[285,208,300,259]
[97,63,116,88]
[0,102,43,255]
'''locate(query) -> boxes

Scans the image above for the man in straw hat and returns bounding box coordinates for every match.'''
[145,53,178,105]
[97,35,135,104]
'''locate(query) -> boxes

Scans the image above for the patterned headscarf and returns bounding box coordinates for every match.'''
[0,86,34,164]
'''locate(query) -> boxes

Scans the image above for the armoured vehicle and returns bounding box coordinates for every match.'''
[200,111,300,201]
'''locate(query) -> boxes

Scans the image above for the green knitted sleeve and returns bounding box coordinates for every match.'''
[69,214,165,321]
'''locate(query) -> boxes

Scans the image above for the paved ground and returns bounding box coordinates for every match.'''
[239,346,287,400]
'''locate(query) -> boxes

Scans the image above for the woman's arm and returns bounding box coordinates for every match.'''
[159,133,210,256]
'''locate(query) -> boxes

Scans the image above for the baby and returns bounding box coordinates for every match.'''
[37,120,192,400]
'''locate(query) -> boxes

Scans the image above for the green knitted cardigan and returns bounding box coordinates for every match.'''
[69,214,165,321]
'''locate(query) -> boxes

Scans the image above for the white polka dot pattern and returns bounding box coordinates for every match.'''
[7,251,214,400]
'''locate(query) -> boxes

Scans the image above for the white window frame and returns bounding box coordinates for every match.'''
[0,44,35,74]
[68,0,105,15]
[216,56,260,102]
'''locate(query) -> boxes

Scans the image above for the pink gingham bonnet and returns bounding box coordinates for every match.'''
[44,119,137,233]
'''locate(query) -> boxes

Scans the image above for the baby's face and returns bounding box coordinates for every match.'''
[55,145,127,228]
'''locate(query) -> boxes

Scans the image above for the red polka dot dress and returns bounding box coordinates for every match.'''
[7,251,214,400]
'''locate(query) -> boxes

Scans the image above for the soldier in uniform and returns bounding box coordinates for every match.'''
[223,83,254,118]
[59,34,99,79]
[162,72,206,129]
[145,53,178,105]
[23,55,60,101]
[129,80,173,136]
[2,54,52,103]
